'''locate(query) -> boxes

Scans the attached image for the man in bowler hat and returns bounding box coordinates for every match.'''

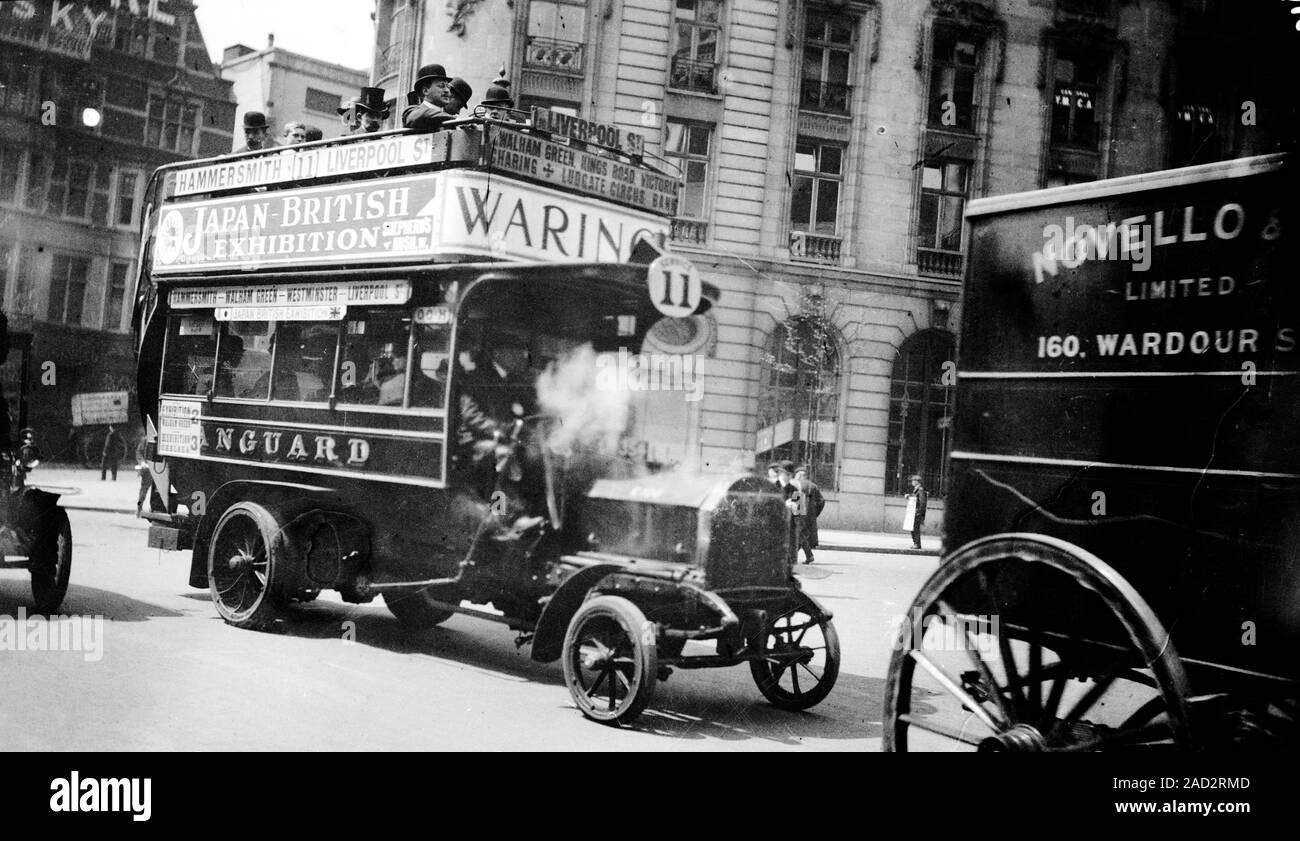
[233,111,277,153]
[403,63,461,132]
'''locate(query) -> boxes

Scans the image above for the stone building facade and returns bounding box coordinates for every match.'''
[0,0,235,459]
[371,0,1291,531]
[219,36,367,147]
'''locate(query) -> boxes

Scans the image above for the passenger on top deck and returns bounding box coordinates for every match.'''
[339,87,390,135]
[402,64,468,132]
[232,111,278,154]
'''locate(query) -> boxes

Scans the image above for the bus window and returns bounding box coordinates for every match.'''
[271,321,340,403]
[410,322,451,409]
[339,310,411,408]
[215,321,273,399]
[162,314,217,396]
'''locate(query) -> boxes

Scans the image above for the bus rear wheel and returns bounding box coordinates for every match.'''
[208,502,285,631]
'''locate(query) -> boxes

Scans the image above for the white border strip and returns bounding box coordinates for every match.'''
[166,453,447,488]
[950,451,1300,481]
[965,153,1286,219]
[960,370,1300,380]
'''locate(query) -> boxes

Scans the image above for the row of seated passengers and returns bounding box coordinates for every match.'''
[207,357,446,407]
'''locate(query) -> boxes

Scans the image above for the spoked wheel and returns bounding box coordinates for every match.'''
[562,595,658,726]
[29,507,72,614]
[207,502,284,630]
[883,533,1192,752]
[384,589,456,629]
[750,593,840,710]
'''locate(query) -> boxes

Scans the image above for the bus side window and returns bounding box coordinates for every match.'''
[410,323,450,409]
[216,321,273,399]
[339,310,411,407]
[270,321,339,403]
[162,314,217,396]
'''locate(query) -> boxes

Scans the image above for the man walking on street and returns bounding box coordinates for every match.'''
[787,465,824,563]
[909,474,928,549]
[100,425,125,481]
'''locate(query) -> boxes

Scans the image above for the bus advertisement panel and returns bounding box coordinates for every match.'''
[150,171,669,275]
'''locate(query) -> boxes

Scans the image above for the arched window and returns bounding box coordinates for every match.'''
[887,329,954,496]
[755,317,841,489]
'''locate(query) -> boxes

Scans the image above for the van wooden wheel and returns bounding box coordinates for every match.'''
[208,502,284,631]
[750,593,840,711]
[883,534,1192,752]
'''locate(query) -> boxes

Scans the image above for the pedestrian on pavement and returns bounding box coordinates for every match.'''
[766,462,781,487]
[134,437,151,516]
[777,460,795,499]
[100,425,125,481]
[777,460,797,563]
[786,465,825,564]
[908,474,928,549]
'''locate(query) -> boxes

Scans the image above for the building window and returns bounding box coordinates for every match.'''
[113,14,151,56]
[664,119,711,220]
[1050,48,1101,149]
[790,140,842,236]
[0,147,20,204]
[928,27,979,131]
[47,255,90,326]
[305,88,341,115]
[800,9,854,114]
[105,262,131,332]
[670,0,722,94]
[918,160,968,253]
[44,158,103,221]
[887,329,955,496]
[0,58,35,115]
[756,318,841,490]
[116,171,141,228]
[525,0,587,74]
[147,96,199,153]
[0,242,14,305]
[24,152,48,210]
[1170,55,1221,167]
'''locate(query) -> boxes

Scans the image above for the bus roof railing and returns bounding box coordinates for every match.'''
[151,114,683,207]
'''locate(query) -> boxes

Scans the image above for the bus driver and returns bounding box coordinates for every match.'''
[457,333,545,539]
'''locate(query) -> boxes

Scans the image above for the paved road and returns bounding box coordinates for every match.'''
[0,509,937,751]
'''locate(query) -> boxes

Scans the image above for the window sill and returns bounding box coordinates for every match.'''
[666,85,723,101]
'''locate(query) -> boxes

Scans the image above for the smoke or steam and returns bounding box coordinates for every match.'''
[535,343,630,456]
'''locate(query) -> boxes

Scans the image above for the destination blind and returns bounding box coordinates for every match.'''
[485,125,679,217]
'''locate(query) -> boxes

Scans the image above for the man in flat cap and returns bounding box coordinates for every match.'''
[233,111,277,153]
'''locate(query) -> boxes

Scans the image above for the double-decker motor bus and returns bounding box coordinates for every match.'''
[132,111,840,725]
